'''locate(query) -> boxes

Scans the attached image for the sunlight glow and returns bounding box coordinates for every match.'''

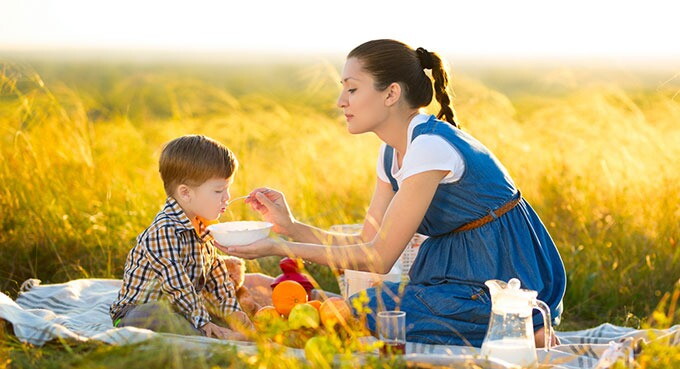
[1,0,679,59]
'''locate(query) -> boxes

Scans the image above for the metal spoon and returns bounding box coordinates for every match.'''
[226,195,249,206]
[226,189,272,206]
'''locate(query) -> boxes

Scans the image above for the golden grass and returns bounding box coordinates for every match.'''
[0,58,678,340]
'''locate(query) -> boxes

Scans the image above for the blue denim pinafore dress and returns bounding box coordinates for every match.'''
[355,115,566,347]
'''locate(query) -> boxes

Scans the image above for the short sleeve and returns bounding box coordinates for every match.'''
[376,143,390,183]
[400,135,465,183]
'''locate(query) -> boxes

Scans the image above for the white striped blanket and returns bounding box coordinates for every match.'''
[0,278,677,368]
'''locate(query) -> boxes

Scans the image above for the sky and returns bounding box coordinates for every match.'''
[1,0,679,60]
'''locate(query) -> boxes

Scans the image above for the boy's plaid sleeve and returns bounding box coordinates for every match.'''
[144,227,210,329]
[203,255,242,320]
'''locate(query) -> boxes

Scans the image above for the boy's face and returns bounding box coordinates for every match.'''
[183,177,233,221]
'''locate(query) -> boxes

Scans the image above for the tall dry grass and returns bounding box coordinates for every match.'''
[0,58,678,330]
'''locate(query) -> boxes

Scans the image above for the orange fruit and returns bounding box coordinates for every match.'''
[306,300,322,311]
[319,297,352,328]
[272,280,308,317]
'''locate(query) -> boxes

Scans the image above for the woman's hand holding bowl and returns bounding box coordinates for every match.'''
[214,237,279,260]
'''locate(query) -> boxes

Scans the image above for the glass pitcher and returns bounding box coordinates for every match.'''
[480,278,553,368]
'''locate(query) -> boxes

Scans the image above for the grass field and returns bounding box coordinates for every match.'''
[0,54,678,368]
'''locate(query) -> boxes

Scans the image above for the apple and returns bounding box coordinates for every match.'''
[253,305,284,331]
[319,297,352,328]
[288,302,320,330]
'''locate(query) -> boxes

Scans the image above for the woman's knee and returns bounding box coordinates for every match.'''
[244,273,275,291]
[243,273,275,306]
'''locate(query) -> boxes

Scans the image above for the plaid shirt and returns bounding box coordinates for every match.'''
[110,197,241,329]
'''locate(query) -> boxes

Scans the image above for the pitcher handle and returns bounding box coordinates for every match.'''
[533,299,553,351]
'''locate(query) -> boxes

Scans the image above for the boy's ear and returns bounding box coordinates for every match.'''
[176,184,192,202]
[384,82,402,107]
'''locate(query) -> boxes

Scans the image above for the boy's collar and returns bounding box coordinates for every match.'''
[163,197,212,241]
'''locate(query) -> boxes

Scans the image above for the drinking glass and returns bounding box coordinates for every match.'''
[377,311,406,356]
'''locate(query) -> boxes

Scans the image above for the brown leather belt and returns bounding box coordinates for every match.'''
[453,191,522,233]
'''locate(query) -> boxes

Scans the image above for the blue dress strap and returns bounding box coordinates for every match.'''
[383,145,399,192]
[412,115,451,143]
[383,115,439,193]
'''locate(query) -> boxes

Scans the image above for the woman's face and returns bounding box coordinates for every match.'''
[337,57,389,134]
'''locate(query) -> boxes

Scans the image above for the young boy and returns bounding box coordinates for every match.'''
[110,135,251,340]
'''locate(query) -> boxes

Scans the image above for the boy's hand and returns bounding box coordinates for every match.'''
[214,237,279,259]
[200,322,247,341]
[245,188,295,236]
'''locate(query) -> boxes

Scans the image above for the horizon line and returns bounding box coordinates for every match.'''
[2,46,680,70]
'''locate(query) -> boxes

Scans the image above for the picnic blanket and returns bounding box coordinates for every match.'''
[1,278,678,368]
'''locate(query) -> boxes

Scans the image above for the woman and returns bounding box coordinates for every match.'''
[222,39,566,347]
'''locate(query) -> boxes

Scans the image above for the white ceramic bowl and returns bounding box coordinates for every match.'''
[207,221,273,246]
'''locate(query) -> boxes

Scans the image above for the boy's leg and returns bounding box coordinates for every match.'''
[118,301,202,336]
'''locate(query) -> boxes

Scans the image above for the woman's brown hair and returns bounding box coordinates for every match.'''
[347,39,458,127]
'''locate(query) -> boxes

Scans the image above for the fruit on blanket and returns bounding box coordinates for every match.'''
[306,300,321,311]
[304,336,338,367]
[253,305,283,330]
[319,297,351,328]
[288,302,320,329]
[272,280,308,317]
[282,327,316,349]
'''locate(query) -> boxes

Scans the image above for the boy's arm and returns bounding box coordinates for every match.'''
[203,254,242,321]
[144,227,211,329]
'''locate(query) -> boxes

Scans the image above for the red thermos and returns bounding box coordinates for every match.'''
[270,257,314,298]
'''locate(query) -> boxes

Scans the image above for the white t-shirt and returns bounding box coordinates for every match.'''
[376,113,465,186]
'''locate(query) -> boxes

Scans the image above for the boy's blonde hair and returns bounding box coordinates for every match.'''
[159,135,237,196]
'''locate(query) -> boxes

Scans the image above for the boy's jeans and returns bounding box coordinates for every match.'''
[115,300,202,335]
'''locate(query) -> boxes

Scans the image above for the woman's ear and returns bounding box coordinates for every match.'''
[384,82,402,107]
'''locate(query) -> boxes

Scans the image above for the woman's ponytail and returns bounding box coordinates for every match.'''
[417,48,458,128]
